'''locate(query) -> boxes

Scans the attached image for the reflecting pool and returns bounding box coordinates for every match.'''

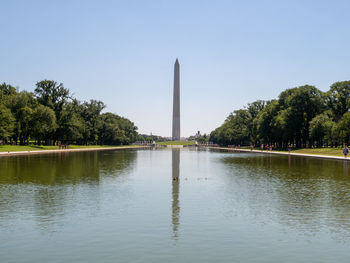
[1,148,350,262]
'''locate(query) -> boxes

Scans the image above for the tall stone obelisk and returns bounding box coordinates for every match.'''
[172,59,180,140]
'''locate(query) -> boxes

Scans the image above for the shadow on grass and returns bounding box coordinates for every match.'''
[29,145,47,149]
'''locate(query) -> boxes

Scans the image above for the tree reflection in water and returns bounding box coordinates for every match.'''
[0,150,136,229]
[221,153,350,239]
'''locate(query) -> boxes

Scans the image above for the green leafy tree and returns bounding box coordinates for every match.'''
[0,83,16,142]
[253,100,280,144]
[325,81,350,121]
[196,134,208,144]
[333,112,350,144]
[34,80,70,112]
[58,100,85,143]
[81,100,106,144]
[277,85,324,147]
[30,105,57,144]
[8,91,36,145]
[210,109,251,146]
[0,104,15,142]
[99,113,138,145]
[34,80,70,142]
[0,82,17,97]
[98,113,125,145]
[309,113,334,147]
[112,114,138,144]
[246,100,267,144]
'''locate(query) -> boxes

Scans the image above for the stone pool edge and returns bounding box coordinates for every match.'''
[206,146,350,161]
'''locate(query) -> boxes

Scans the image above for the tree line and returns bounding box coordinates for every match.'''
[209,81,350,148]
[0,80,138,145]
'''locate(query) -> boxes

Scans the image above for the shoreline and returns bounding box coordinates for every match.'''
[206,146,350,161]
[1,145,348,161]
[0,146,151,158]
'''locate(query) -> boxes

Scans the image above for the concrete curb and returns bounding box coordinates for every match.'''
[206,147,350,161]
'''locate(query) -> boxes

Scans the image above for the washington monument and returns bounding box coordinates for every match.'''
[172,59,180,140]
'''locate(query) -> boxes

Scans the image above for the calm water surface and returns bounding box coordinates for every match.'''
[1,148,350,262]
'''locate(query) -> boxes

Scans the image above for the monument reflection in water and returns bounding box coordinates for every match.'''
[172,149,180,239]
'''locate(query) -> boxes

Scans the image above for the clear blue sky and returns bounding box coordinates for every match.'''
[1,0,349,137]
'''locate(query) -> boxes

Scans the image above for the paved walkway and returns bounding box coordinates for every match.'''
[0,146,150,158]
[207,147,350,161]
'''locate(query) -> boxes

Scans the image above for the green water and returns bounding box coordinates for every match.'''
[1,148,350,262]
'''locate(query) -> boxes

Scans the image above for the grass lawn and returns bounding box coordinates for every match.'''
[254,147,345,157]
[0,145,140,152]
[290,148,345,157]
[217,146,347,157]
[157,141,196,146]
[0,145,58,152]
